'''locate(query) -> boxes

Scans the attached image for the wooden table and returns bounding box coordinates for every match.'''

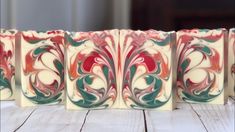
[1,98,234,132]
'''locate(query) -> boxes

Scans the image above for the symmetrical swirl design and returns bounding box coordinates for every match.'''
[176,29,224,102]
[0,29,16,100]
[120,30,172,109]
[22,30,64,104]
[66,30,118,109]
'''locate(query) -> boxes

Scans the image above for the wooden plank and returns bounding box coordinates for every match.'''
[145,103,207,132]
[16,105,88,132]
[190,98,235,132]
[1,100,234,132]
[81,110,145,132]
[230,96,235,101]
[0,101,35,132]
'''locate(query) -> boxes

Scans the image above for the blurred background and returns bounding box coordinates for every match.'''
[1,0,235,31]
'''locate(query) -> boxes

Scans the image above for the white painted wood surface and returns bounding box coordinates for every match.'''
[0,101,35,132]
[1,98,234,132]
[82,110,145,132]
[145,103,207,132]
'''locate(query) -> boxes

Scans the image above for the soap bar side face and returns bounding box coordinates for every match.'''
[176,29,225,103]
[228,28,235,96]
[119,30,173,109]
[20,30,65,105]
[65,30,119,109]
[0,29,17,100]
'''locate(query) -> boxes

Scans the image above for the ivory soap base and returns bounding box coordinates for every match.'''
[66,29,175,110]
[228,28,235,96]
[176,29,226,104]
[65,30,119,110]
[16,30,65,107]
[0,29,17,100]
[119,30,175,110]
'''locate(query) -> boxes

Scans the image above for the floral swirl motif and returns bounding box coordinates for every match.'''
[176,29,224,102]
[120,30,172,109]
[0,29,16,100]
[66,30,118,109]
[22,30,64,104]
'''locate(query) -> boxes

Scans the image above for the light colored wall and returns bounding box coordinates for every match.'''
[73,0,113,31]
[113,0,131,29]
[1,0,130,31]
[12,0,72,31]
[1,0,12,28]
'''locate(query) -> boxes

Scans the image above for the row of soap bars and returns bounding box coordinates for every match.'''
[0,28,234,110]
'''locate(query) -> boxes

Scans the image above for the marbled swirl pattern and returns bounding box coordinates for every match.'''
[229,28,235,94]
[0,29,17,100]
[120,30,172,109]
[176,29,224,103]
[66,30,118,109]
[21,30,64,104]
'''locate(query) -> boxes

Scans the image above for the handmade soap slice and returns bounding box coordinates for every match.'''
[0,29,17,100]
[176,29,226,104]
[65,30,119,110]
[119,30,176,110]
[16,30,65,107]
[228,28,235,96]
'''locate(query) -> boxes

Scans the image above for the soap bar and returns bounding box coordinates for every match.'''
[119,30,175,110]
[16,30,65,106]
[0,29,17,100]
[65,30,119,110]
[228,28,235,96]
[176,29,226,104]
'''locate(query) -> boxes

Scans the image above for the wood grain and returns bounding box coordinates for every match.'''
[16,105,88,132]
[145,103,208,132]
[190,99,234,132]
[0,100,234,132]
[81,109,145,132]
[0,101,35,132]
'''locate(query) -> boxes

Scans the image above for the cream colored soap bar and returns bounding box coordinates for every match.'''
[65,30,119,110]
[119,30,176,110]
[176,29,226,104]
[0,29,17,100]
[228,28,235,96]
[16,30,65,107]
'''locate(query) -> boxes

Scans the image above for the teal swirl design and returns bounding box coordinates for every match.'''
[66,31,117,109]
[0,29,16,100]
[177,29,224,102]
[22,31,64,104]
[121,30,172,109]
